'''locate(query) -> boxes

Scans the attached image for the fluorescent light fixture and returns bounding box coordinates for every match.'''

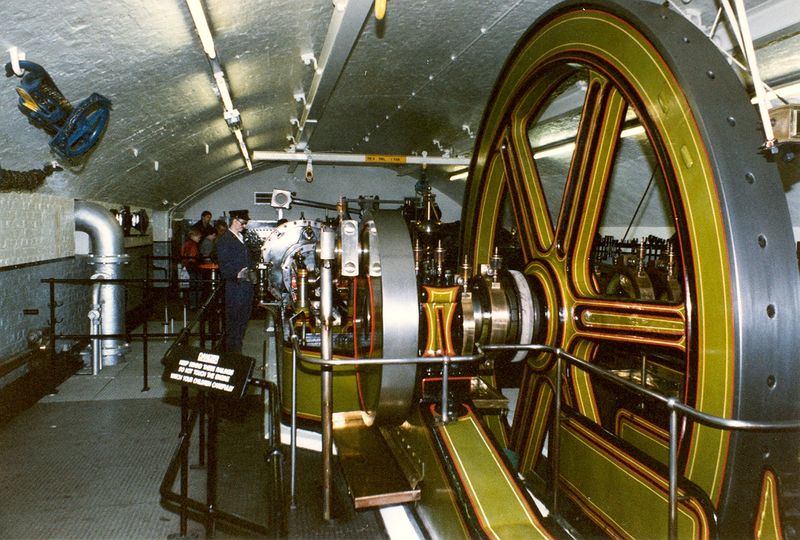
[213,70,234,111]
[534,142,576,159]
[620,125,645,138]
[533,125,645,159]
[186,0,217,59]
[449,169,469,181]
[234,128,253,170]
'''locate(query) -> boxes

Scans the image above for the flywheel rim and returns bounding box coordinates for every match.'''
[460,0,800,535]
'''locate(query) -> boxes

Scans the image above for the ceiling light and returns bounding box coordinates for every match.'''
[213,70,234,111]
[233,128,253,171]
[186,0,217,59]
[534,142,576,159]
[620,125,646,138]
[449,169,469,181]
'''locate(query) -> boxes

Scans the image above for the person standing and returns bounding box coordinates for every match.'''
[206,220,228,262]
[199,228,217,262]
[193,210,214,239]
[180,227,203,309]
[216,210,253,353]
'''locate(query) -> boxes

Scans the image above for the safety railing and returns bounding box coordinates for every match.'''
[42,277,224,391]
[286,330,485,520]
[480,343,800,540]
[158,378,285,538]
[284,330,800,537]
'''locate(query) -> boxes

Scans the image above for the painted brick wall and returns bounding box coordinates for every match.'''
[0,194,155,377]
[0,193,74,267]
[0,257,89,360]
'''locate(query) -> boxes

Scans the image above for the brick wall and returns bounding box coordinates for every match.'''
[0,193,74,267]
[0,257,89,360]
[0,194,155,385]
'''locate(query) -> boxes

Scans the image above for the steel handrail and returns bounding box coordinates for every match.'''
[480,343,800,431]
[289,335,484,367]
[289,333,484,424]
[480,342,800,540]
[285,330,485,519]
[162,282,224,362]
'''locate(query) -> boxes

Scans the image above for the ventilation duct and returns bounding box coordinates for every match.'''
[74,200,129,365]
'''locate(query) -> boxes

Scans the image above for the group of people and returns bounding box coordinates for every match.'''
[179,209,255,353]
[182,211,228,265]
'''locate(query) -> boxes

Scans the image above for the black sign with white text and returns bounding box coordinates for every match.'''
[162,346,254,398]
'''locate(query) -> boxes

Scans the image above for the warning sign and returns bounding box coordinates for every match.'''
[162,346,254,398]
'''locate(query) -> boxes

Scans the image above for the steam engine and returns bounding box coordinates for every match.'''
[250,1,800,538]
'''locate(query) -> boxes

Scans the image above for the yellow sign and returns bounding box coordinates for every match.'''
[365,154,407,164]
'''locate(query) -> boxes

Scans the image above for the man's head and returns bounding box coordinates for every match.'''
[229,210,250,233]
[214,220,228,236]
[201,210,212,225]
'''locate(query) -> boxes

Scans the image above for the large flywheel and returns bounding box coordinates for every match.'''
[461,0,800,537]
[354,210,419,425]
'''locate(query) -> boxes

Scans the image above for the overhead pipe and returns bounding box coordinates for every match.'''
[293,0,374,150]
[252,150,470,167]
[74,200,129,365]
[730,0,775,147]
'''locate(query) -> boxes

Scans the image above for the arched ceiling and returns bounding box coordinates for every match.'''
[0,0,796,209]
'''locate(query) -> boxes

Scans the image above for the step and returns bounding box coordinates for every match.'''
[333,411,421,509]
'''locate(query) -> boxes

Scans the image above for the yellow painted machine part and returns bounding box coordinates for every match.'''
[615,409,669,465]
[280,346,361,420]
[438,410,552,539]
[560,419,709,539]
[755,470,783,540]
[463,7,734,507]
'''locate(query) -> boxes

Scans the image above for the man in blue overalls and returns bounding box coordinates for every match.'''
[216,209,253,353]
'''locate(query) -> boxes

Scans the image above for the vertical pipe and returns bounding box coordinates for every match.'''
[553,353,562,516]
[268,338,280,442]
[320,257,334,521]
[441,358,450,423]
[180,385,189,537]
[290,340,298,509]
[319,227,336,521]
[142,315,149,392]
[206,395,217,538]
[321,369,333,518]
[641,353,647,388]
[199,392,206,467]
[48,280,57,368]
[74,201,128,364]
[90,313,102,376]
[668,402,678,540]
[143,260,151,392]
[163,304,169,342]
[90,278,104,373]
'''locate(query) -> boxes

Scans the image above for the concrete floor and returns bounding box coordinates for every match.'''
[0,313,390,539]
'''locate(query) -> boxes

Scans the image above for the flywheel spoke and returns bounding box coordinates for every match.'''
[570,297,686,350]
